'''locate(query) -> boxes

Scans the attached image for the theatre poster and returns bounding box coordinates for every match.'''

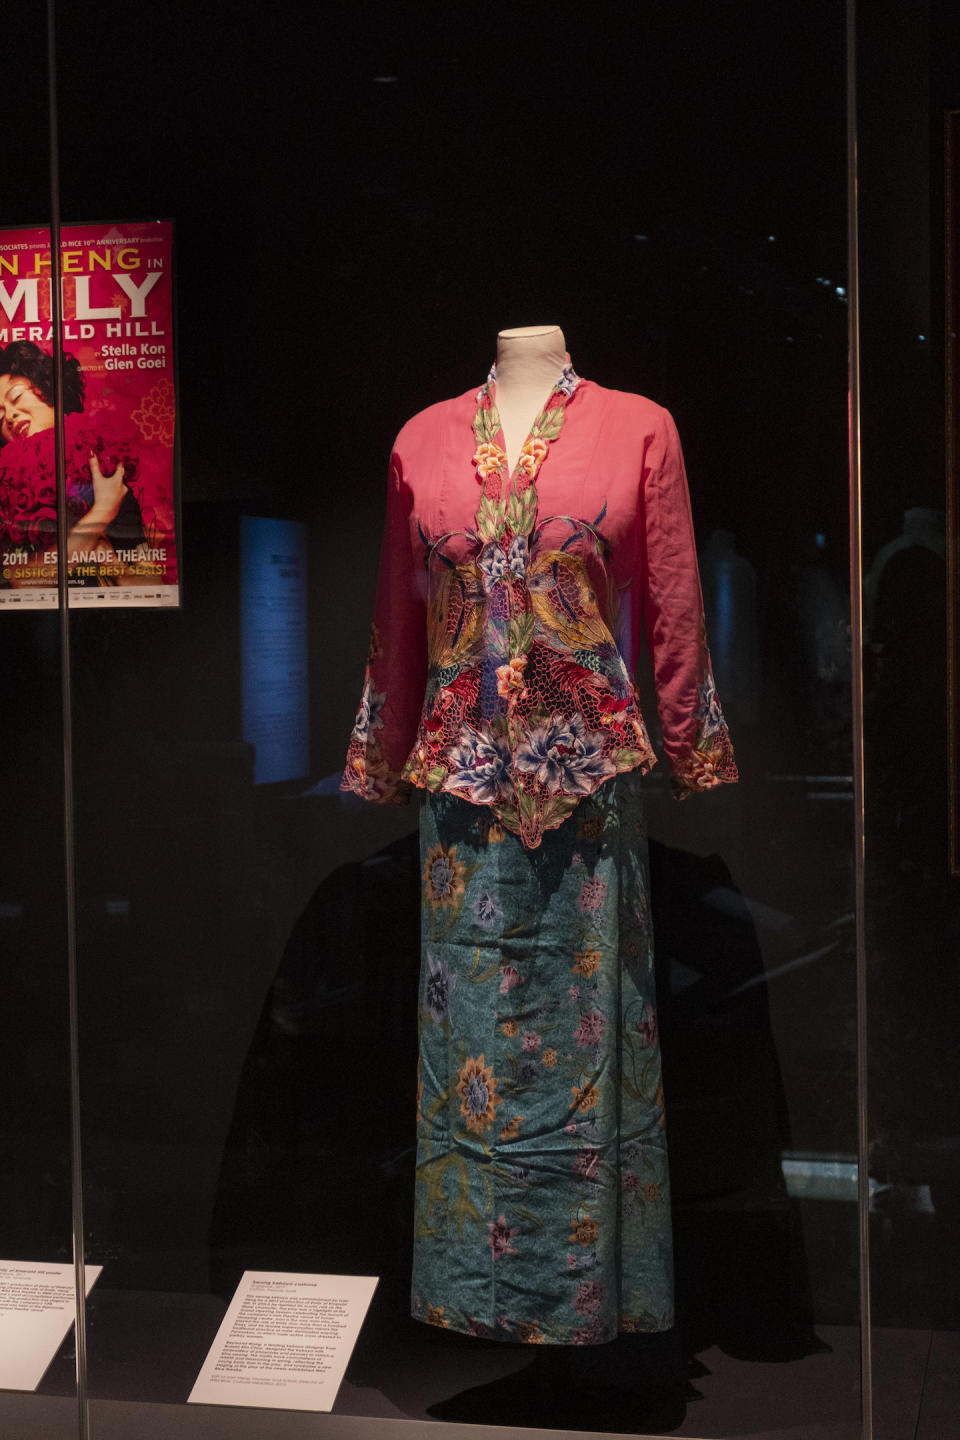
[0,220,179,610]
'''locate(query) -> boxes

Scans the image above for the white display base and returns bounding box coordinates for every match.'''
[0,1259,101,1391]
[188,1270,378,1413]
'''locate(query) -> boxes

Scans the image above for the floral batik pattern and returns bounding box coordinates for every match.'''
[391,366,733,847]
[342,624,410,804]
[669,623,738,797]
[342,363,737,840]
[412,773,673,1344]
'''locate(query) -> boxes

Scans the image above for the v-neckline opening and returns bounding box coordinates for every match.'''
[472,362,583,499]
[492,381,564,485]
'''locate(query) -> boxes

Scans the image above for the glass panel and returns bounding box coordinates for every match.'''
[857,2,960,1433]
[54,2,860,1435]
[0,12,81,1438]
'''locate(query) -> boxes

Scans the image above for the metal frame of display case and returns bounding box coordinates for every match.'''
[846,7,872,1440]
[946,109,960,877]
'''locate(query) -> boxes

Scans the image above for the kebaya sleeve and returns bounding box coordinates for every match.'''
[341,452,427,804]
[634,408,738,795]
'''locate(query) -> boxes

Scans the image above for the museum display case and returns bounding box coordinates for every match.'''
[1,3,956,1438]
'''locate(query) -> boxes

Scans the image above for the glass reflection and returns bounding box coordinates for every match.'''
[856,5,960,1432]
[46,0,860,1433]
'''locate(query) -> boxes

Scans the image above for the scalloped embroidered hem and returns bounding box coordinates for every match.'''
[401,749,659,849]
[339,761,412,805]
[670,728,739,798]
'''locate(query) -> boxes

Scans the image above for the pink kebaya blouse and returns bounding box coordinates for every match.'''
[342,364,736,848]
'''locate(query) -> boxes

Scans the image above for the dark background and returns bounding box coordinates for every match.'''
[857,0,960,1330]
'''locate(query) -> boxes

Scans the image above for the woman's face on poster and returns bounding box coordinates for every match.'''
[0,374,56,443]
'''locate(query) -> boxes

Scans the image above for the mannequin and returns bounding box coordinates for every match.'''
[343,334,736,1352]
[493,325,569,473]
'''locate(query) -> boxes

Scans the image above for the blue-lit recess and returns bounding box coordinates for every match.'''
[240,516,309,784]
[713,572,735,670]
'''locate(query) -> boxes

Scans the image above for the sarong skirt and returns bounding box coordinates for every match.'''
[412,772,673,1345]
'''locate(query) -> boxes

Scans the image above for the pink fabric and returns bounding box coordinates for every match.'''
[343,374,736,842]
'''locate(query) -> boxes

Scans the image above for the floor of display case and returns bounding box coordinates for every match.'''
[4,1326,960,1440]
[19,1287,959,1439]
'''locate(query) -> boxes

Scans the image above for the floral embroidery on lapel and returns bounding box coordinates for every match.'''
[471,362,581,504]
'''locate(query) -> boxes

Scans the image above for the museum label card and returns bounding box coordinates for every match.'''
[188,1270,378,1412]
[0,1259,102,1391]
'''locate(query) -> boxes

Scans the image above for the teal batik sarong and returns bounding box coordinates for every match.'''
[412,772,673,1345]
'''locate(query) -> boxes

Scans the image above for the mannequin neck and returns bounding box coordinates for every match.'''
[494,325,567,472]
[495,325,568,394]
